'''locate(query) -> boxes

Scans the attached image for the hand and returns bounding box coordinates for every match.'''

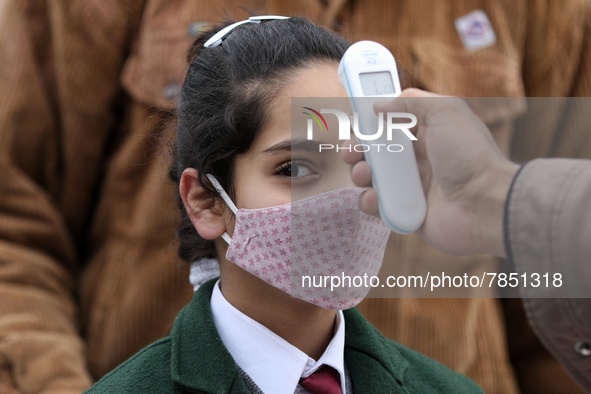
[343,88,519,257]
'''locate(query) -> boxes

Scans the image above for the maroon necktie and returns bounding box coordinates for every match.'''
[299,365,342,394]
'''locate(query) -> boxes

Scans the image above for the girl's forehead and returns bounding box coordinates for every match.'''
[255,64,348,149]
[284,63,347,98]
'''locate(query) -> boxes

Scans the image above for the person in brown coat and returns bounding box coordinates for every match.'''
[345,88,591,391]
[0,1,589,393]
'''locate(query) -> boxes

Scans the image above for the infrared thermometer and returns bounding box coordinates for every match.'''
[338,41,427,234]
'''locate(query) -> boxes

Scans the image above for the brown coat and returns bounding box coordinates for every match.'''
[0,0,589,393]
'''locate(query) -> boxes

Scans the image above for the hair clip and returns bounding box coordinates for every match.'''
[203,15,289,48]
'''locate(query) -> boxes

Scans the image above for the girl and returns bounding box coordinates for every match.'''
[87,16,481,394]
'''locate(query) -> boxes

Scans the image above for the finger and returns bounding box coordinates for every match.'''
[373,88,442,114]
[399,88,448,98]
[373,88,459,132]
[359,188,380,218]
[341,140,365,165]
[351,160,372,187]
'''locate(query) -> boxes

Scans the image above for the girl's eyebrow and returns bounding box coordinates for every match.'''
[262,139,323,155]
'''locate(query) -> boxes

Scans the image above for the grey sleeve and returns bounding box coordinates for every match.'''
[505,158,591,390]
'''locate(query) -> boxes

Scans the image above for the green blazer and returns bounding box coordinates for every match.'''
[87,280,482,393]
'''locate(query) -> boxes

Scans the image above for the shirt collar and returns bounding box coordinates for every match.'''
[211,280,346,393]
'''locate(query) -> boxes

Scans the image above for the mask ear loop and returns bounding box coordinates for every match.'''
[206,174,237,244]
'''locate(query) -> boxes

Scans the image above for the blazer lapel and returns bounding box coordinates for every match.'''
[344,308,410,393]
[170,280,250,393]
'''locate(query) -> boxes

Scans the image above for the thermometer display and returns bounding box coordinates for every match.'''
[359,71,396,96]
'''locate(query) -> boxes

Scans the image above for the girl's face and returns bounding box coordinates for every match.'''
[231,62,354,213]
[180,62,355,254]
[180,62,369,315]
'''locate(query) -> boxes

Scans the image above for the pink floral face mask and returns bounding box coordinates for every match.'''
[207,175,391,310]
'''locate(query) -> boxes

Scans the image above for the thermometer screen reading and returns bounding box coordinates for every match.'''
[359,71,396,96]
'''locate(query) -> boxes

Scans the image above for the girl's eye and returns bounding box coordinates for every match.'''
[277,161,314,178]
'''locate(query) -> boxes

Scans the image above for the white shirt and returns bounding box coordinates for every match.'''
[211,280,346,394]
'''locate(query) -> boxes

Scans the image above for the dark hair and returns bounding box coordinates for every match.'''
[169,17,408,263]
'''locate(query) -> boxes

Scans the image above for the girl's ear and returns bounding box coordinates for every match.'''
[179,168,227,240]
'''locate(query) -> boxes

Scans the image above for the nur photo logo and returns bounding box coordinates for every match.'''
[302,107,417,152]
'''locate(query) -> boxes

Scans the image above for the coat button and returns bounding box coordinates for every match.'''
[163,82,181,101]
[574,341,591,356]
